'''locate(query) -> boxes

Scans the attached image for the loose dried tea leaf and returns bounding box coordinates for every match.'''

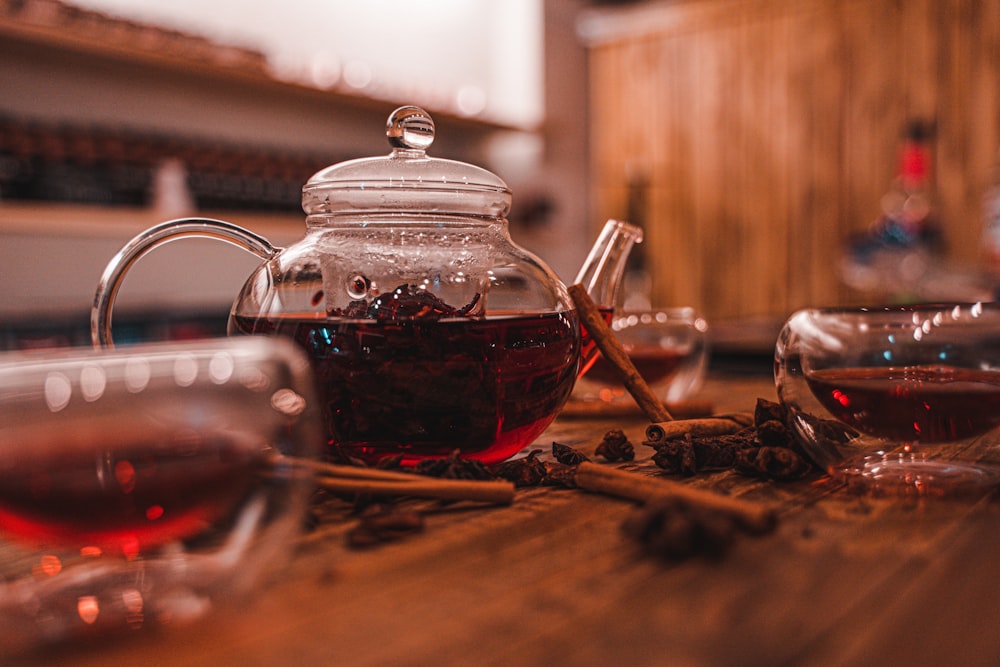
[641,397,831,481]
[375,454,405,470]
[735,446,812,481]
[694,431,758,468]
[754,398,788,426]
[621,496,739,560]
[415,449,497,481]
[756,419,792,448]
[797,411,858,444]
[303,505,324,532]
[331,284,481,320]
[552,441,590,465]
[649,431,757,475]
[325,450,371,467]
[346,507,425,548]
[491,450,548,487]
[541,461,578,488]
[596,429,635,462]
[650,436,697,476]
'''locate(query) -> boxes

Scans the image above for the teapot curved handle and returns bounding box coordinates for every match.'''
[91,217,280,349]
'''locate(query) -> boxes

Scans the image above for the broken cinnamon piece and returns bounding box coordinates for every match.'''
[568,284,674,422]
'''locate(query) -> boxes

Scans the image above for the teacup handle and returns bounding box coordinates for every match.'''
[91,217,280,349]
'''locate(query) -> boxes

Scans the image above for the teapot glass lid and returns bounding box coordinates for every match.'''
[301,106,512,219]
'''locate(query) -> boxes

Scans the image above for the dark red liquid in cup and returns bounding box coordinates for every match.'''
[805,365,1000,442]
[0,436,261,554]
[585,346,687,387]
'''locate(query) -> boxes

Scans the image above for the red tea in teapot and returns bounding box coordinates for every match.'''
[232,285,580,465]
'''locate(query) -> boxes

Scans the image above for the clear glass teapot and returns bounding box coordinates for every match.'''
[93,106,640,465]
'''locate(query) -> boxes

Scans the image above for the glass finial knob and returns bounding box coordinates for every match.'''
[386,106,435,151]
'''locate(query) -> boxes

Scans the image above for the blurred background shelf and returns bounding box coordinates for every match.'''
[2,0,999,355]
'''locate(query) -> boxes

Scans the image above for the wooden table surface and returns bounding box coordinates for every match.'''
[12,373,1000,666]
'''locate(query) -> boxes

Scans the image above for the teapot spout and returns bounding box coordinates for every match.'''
[572,219,643,379]
[574,219,644,309]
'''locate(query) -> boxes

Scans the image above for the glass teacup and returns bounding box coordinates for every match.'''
[0,337,321,653]
[574,307,709,405]
[775,303,1000,496]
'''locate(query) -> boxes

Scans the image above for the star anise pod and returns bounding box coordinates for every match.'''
[551,441,590,465]
[595,429,635,462]
[621,496,738,560]
[491,450,547,487]
[414,449,496,481]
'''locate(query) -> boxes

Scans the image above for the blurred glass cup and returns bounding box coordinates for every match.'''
[0,337,321,654]
[775,303,1000,495]
[574,307,709,404]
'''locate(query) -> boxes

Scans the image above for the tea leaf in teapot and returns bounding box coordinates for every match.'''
[331,284,481,321]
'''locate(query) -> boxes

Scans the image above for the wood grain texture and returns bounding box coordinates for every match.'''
[9,373,999,666]
[588,0,1000,320]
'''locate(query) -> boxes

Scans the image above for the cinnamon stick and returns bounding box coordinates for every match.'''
[644,413,754,443]
[560,398,714,420]
[272,455,516,505]
[314,476,515,505]
[574,462,776,534]
[568,284,674,422]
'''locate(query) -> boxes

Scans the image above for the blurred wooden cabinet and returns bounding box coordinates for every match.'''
[585,0,1000,321]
